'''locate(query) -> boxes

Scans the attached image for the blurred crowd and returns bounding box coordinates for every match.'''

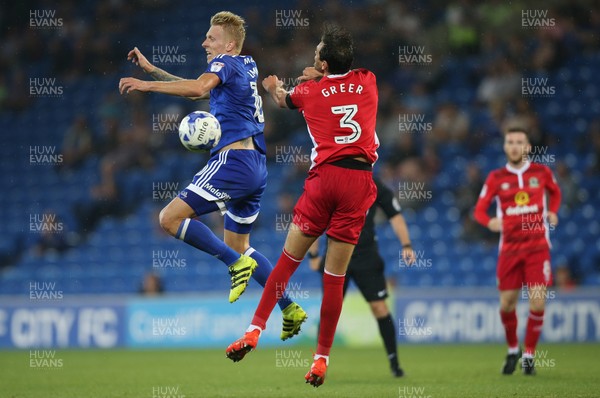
[2,0,600,286]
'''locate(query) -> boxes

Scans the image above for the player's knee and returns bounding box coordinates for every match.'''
[529,298,546,312]
[500,297,517,312]
[159,208,179,237]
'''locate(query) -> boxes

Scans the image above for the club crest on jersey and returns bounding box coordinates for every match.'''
[501,182,510,190]
[529,177,539,188]
[514,191,530,206]
[210,62,225,73]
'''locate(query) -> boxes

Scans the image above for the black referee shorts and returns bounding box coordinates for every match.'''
[319,248,388,302]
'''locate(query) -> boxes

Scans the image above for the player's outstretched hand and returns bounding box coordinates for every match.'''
[487,217,501,232]
[127,47,154,73]
[262,75,283,93]
[297,67,323,82]
[119,77,149,94]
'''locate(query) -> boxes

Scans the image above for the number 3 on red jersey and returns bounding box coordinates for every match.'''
[333,104,361,144]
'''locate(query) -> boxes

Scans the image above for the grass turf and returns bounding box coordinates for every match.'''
[2,343,599,398]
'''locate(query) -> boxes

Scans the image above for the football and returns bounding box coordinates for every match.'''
[178,111,221,152]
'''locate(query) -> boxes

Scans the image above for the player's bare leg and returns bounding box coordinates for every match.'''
[522,284,547,375]
[499,289,521,374]
[223,229,250,254]
[158,197,196,236]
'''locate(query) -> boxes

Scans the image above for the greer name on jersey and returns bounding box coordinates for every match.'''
[287,69,379,169]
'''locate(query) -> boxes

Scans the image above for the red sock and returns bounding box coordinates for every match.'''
[524,310,544,355]
[251,249,301,330]
[316,272,346,357]
[500,310,518,348]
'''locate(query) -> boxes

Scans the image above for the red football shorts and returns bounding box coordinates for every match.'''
[496,249,552,290]
[293,163,376,245]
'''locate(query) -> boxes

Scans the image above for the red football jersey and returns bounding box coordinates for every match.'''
[474,162,561,254]
[288,69,379,169]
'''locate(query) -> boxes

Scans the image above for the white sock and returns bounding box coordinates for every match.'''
[522,352,534,359]
[314,354,329,366]
[246,324,262,335]
[508,346,520,355]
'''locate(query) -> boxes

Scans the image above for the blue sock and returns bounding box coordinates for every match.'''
[176,218,240,266]
[245,247,294,310]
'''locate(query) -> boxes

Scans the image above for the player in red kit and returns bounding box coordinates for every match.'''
[225,25,379,387]
[474,128,561,375]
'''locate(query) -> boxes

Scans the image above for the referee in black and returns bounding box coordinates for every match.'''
[308,176,415,377]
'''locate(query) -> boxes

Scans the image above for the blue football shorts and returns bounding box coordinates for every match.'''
[178,149,267,234]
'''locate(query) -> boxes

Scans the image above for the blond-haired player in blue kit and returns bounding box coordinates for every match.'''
[119,11,306,340]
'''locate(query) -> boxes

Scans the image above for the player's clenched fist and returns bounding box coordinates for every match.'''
[262,75,283,92]
[119,77,149,94]
[547,211,558,227]
[487,217,501,232]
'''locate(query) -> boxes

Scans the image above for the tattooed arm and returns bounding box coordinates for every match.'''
[126,47,209,100]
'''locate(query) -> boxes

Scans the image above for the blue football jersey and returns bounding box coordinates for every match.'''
[205,54,266,155]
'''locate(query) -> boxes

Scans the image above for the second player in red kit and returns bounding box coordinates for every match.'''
[287,67,379,244]
[474,128,561,376]
[226,25,378,387]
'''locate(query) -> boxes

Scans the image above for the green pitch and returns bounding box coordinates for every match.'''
[2,343,599,398]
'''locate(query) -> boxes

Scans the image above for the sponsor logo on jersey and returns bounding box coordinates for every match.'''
[501,182,510,190]
[506,204,539,216]
[514,191,530,206]
[529,177,540,188]
[210,62,225,73]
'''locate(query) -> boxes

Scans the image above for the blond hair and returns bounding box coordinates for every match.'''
[211,11,246,53]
